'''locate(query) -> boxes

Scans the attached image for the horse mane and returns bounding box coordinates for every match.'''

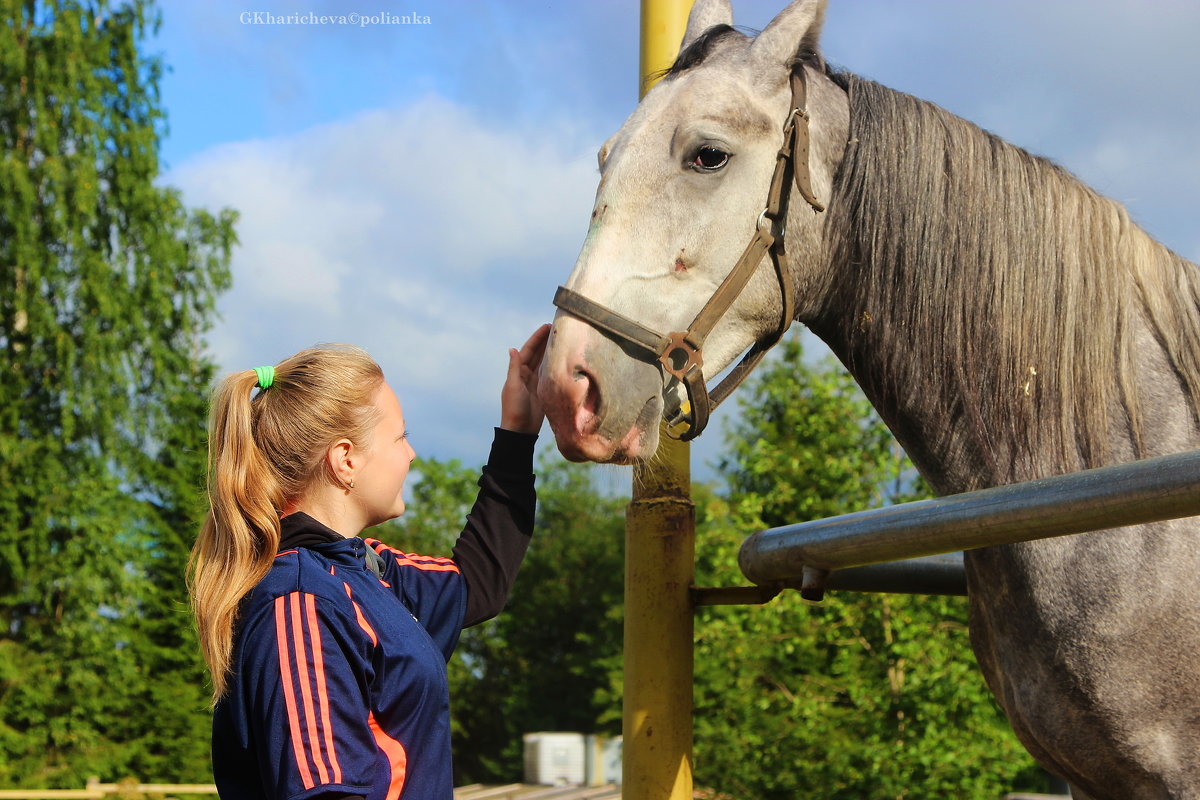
[819,70,1200,485]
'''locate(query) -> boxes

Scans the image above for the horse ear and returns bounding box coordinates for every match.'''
[679,0,734,53]
[749,0,826,72]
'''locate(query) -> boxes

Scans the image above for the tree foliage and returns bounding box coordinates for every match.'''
[692,338,1041,798]
[0,0,235,784]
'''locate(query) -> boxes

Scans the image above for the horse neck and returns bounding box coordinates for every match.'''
[803,73,1200,495]
[807,311,1030,495]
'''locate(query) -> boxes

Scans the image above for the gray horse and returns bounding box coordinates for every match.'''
[537,1,1200,797]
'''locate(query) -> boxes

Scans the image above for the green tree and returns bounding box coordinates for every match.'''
[384,456,481,554]
[0,0,235,784]
[692,337,1040,799]
[450,458,625,784]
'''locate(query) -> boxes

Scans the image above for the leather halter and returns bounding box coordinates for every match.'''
[553,68,825,441]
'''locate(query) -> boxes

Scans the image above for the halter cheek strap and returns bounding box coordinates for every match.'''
[553,67,824,441]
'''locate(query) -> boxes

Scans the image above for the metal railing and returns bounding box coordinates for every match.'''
[739,449,1200,599]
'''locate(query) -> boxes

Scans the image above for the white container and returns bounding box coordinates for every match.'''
[583,735,623,785]
[600,735,623,785]
[523,732,586,785]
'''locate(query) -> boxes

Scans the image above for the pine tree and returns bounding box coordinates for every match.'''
[0,0,235,784]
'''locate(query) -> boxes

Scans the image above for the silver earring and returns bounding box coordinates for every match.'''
[349,480,355,489]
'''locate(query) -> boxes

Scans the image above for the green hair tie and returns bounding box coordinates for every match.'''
[253,365,275,390]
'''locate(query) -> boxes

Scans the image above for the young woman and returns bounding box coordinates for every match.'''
[189,325,549,800]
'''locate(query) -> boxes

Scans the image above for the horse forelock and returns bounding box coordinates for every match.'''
[820,70,1200,485]
[667,25,746,78]
[667,23,825,82]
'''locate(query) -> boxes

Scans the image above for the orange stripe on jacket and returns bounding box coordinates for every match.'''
[353,601,378,647]
[342,583,380,648]
[288,594,332,784]
[391,556,460,573]
[275,596,314,790]
[368,711,407,800]
[365,538,457,565]
[289,594,331,784]
[364,539,460,573]
[305,593,343,784]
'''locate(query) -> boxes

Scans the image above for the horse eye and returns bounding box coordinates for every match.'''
[692,146,729,171]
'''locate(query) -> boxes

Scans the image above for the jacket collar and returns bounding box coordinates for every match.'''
[278,512,385,578]
[279,511,345,551]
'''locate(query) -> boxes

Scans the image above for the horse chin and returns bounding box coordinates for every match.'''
[539,330,666,463]
[547,419,654,465]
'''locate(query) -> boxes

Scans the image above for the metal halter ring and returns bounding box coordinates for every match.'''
[659,332,703,381]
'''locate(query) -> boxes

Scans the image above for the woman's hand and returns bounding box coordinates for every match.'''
[500,323,550,434]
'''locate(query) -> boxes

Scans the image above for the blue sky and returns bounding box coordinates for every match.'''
[152,0,1200,488]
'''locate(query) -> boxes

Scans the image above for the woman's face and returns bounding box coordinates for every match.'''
[353,381,416,527]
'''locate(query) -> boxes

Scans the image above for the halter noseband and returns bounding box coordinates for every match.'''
[552,67,825,441]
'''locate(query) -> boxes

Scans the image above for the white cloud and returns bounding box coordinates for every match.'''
[168,93,598,464]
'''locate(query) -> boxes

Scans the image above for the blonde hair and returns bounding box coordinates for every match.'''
[188,344,384,701]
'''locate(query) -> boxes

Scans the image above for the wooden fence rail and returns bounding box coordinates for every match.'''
[0,778,217,800]
[0,782,620,800]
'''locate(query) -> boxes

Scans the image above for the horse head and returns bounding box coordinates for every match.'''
[539,0,847,463]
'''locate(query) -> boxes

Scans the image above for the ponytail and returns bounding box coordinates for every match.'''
[188,345,383,701]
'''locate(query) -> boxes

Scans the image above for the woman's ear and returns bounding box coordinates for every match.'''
[326,438,356,489]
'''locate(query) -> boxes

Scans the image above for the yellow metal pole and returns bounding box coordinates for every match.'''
[639,0,694,98]
[625,4,695,799]
[624,438,694,799]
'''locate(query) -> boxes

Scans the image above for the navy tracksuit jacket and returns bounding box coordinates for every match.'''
[212,429,536,800]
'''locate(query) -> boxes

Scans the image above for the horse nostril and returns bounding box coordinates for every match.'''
[572,366,602,417]
[583,376,601,417]
[563,365,603,438]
